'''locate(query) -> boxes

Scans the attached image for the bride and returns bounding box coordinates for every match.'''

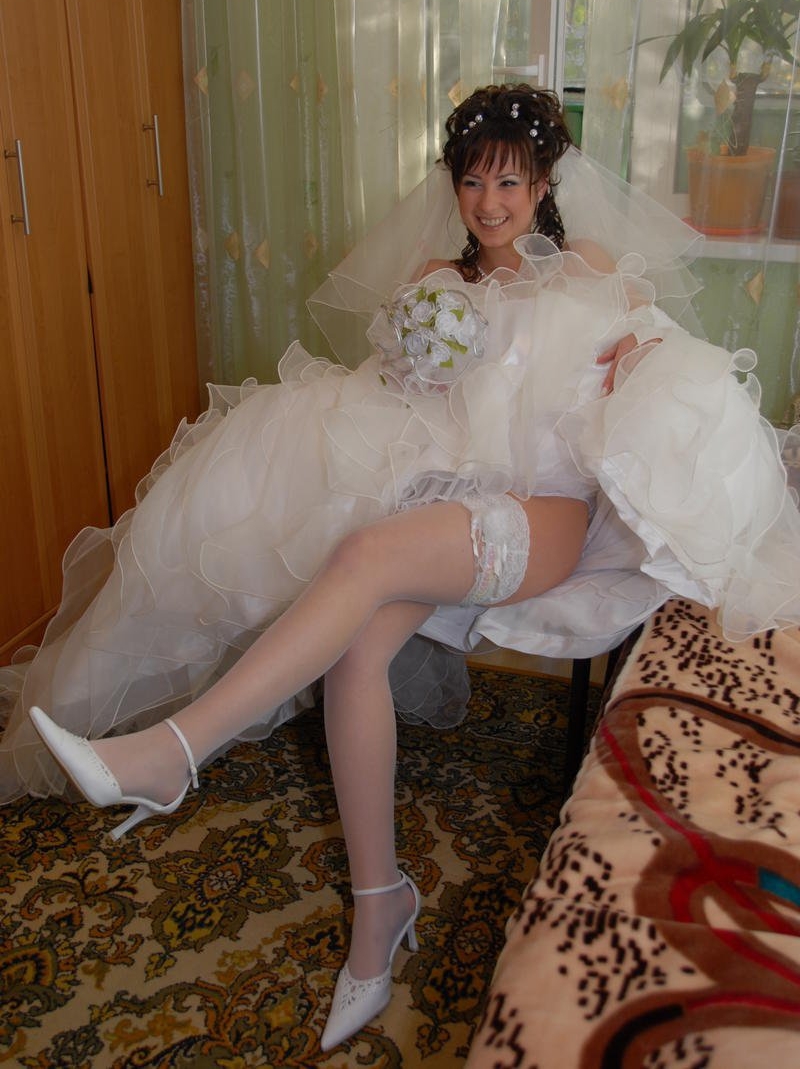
[5,84,800,1049]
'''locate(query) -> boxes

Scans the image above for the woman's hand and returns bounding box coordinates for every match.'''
[595,332,662,395]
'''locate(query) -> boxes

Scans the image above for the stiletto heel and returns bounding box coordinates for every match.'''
[320,870,421,1051]
[28,707,199,840]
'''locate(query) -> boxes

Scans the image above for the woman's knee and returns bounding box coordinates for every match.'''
[325,600,434,688]
[326,636,384,685]
[323,523,388,583]
[324,626,392,697]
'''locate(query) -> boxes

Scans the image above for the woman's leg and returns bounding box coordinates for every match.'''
[91,495,587,802]
[317,493,588,987]
[91,501,475,800]
[323,599,433,979]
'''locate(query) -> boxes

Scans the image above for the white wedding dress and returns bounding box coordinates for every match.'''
[2,237,799,802]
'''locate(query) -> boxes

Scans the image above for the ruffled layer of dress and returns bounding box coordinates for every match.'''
[465,332,800,657]
[2,245,799,801]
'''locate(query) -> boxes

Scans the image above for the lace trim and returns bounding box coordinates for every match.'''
[460,493,530,606]
[331,962,391,1011]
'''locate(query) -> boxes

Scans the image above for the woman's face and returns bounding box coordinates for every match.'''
[456,155,547,255]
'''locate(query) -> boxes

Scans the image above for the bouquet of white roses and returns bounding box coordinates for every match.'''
[368,284,487,395]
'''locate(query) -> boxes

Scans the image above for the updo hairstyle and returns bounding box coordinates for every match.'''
[442,84,573,280]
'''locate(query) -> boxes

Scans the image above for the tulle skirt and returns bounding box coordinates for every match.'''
[2,263,799,801]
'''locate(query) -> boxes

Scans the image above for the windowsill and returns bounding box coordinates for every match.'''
[693,231,800,264]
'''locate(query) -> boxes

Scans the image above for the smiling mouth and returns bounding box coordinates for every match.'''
[478,216,509,229]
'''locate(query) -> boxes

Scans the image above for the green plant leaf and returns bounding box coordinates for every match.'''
[659,34,686,81]
[659,0,799,80]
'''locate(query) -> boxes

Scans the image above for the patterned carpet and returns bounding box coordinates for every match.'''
[1,666,598,1068]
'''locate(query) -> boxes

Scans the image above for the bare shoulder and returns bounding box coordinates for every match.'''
[564,238,617,274]
[413,258,456,281]
[566,237,652,310]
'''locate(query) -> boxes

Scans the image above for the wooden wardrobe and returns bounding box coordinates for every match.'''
[0,0,200,661]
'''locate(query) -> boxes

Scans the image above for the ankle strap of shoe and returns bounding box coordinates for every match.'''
[165,719,199,789]
[352,871,406,897]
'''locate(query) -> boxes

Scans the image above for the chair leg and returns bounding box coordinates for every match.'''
[561,636,638,798]
[603,643,624,689]
[563,657,591,796]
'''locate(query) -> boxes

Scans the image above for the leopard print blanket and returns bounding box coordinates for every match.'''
[466,598,800,1069]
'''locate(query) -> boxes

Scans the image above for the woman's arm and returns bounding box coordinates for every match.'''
[567,237,672,393]
[564,237,617,275]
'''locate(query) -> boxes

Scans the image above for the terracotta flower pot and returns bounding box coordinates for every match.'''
[686,145,776,234]
[775,169,800,240]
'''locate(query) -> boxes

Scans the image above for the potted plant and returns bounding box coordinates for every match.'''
[659,0,799,233]
[775,121,800,238]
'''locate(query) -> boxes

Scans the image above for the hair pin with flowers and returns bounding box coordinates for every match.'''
[461,112,483,135]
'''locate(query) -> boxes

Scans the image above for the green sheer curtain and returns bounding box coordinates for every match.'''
[581,0,800,426]
[182,1,346,384]
[182,0,503,385]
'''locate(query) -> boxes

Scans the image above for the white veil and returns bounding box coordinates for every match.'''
[308,146,705,367]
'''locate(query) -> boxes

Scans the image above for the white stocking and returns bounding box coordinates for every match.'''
[92,494,588,807]
[92,502,475,804]
[323,600,433,978]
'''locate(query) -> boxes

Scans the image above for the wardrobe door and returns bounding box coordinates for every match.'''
[0,0,110,658]
[0,166,43,656]
[67,0,199,519]
[140,0,201,427]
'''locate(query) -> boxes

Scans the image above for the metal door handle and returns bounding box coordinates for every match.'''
[142,114,164,196]
[4,139,31,234]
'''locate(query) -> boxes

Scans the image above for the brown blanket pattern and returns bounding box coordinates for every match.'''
[466,599,800,1069]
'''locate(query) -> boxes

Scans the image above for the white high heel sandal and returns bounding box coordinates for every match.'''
[320,870,421,1051]
[28,706,199,840]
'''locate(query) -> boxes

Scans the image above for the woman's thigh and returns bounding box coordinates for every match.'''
[498,495,588,606]
[326,494,587,610]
